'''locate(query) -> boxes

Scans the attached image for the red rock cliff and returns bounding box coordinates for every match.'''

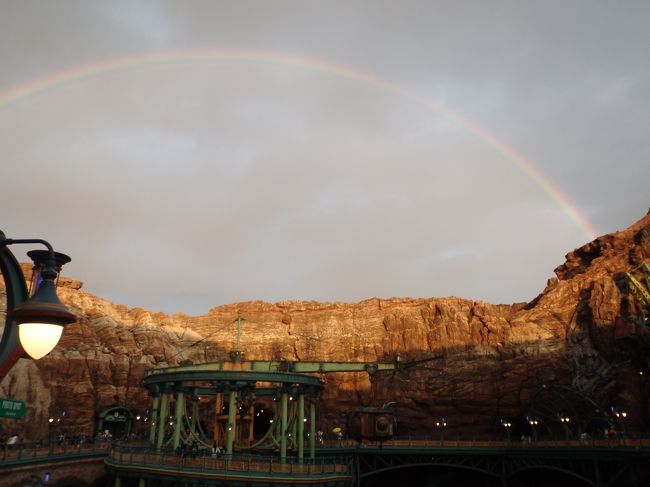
[1,210,649,440]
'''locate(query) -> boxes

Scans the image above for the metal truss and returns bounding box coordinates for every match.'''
[355,448,642,487]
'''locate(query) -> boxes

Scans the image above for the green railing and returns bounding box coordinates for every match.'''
[322,436,650,450]
[107,446,353,481]
[5,435,649,475]
[0,439,110,466]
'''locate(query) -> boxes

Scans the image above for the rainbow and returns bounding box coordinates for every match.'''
[0,49,599,240]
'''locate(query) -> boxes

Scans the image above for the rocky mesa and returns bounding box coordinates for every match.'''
[1,210,649,440]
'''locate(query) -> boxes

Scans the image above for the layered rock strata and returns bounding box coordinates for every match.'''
[1,211,649,440]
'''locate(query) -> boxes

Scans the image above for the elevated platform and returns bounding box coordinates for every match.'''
[105,446,352,487]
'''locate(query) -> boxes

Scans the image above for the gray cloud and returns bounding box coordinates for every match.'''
[1,1,648,314]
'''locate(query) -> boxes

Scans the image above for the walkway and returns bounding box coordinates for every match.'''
[4,437,650,486]
[1,440,110,466]
[106,446,352,486]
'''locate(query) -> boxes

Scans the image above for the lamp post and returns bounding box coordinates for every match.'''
[614,409,628,441]
[435,418,447,443]
[500,419,512,442]
[558,414,571,442]
[528,417,539,443]
[0,230,76,378]
[48,407,66,442]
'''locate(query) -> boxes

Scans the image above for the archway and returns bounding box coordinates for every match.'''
[96,405,133,439]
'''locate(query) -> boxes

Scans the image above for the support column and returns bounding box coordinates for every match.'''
[156,393,169,449]
[138,478,146,487]
[172,391,184,449]
[247,405,255,445]
[214,393,223,447]
[280,391,288,463]
[149,396,160,445]
[309,400,316,459]
[226,389,237,455]
[191,400,199,437]
[291,400,297,443]
[297,393,305,462]
[114,476,121,487]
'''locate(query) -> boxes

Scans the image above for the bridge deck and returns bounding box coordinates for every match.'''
[106,447,353,486]
[3,438,650,486]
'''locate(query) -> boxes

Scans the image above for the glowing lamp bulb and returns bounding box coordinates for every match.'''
[19,323,63,359]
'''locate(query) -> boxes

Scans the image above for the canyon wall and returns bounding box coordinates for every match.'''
[1,211,649,440]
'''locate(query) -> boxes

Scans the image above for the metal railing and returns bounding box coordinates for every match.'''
[322,435,650,450]
[107,446,352,479]
[0,439,111,466]
[4,434,650,471]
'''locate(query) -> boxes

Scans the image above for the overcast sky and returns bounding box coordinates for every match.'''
[1,1,648,315]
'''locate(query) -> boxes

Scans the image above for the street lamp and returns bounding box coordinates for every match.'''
[0,231,76,371]
[558,414,571,441]
[500,419,512,442]
[435,418,447,442]
[527,417,539,443]
[613,409,628,439]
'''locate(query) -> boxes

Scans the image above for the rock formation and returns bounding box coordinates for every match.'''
[1,210,649,441]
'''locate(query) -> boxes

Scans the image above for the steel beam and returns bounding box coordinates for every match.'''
[156,393,169,449]
[280,392,288,463]
[172,391,184,449]
[298,393,305,462]
[148,396,159,445]
[309,400,316,459]
[226,389,236,455]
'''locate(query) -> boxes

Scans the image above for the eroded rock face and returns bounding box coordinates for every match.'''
[1,211,649,440]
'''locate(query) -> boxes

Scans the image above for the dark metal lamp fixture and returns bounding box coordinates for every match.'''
[0,230,76,369]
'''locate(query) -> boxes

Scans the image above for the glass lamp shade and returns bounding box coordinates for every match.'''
[18,322,64,359]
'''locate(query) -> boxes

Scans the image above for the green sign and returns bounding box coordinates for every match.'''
[0,397,26,419]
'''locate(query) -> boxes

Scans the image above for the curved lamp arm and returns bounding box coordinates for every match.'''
[0,230,76,379]
[0,233,29,378]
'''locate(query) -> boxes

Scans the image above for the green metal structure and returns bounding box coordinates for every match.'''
[140,357,407,464]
